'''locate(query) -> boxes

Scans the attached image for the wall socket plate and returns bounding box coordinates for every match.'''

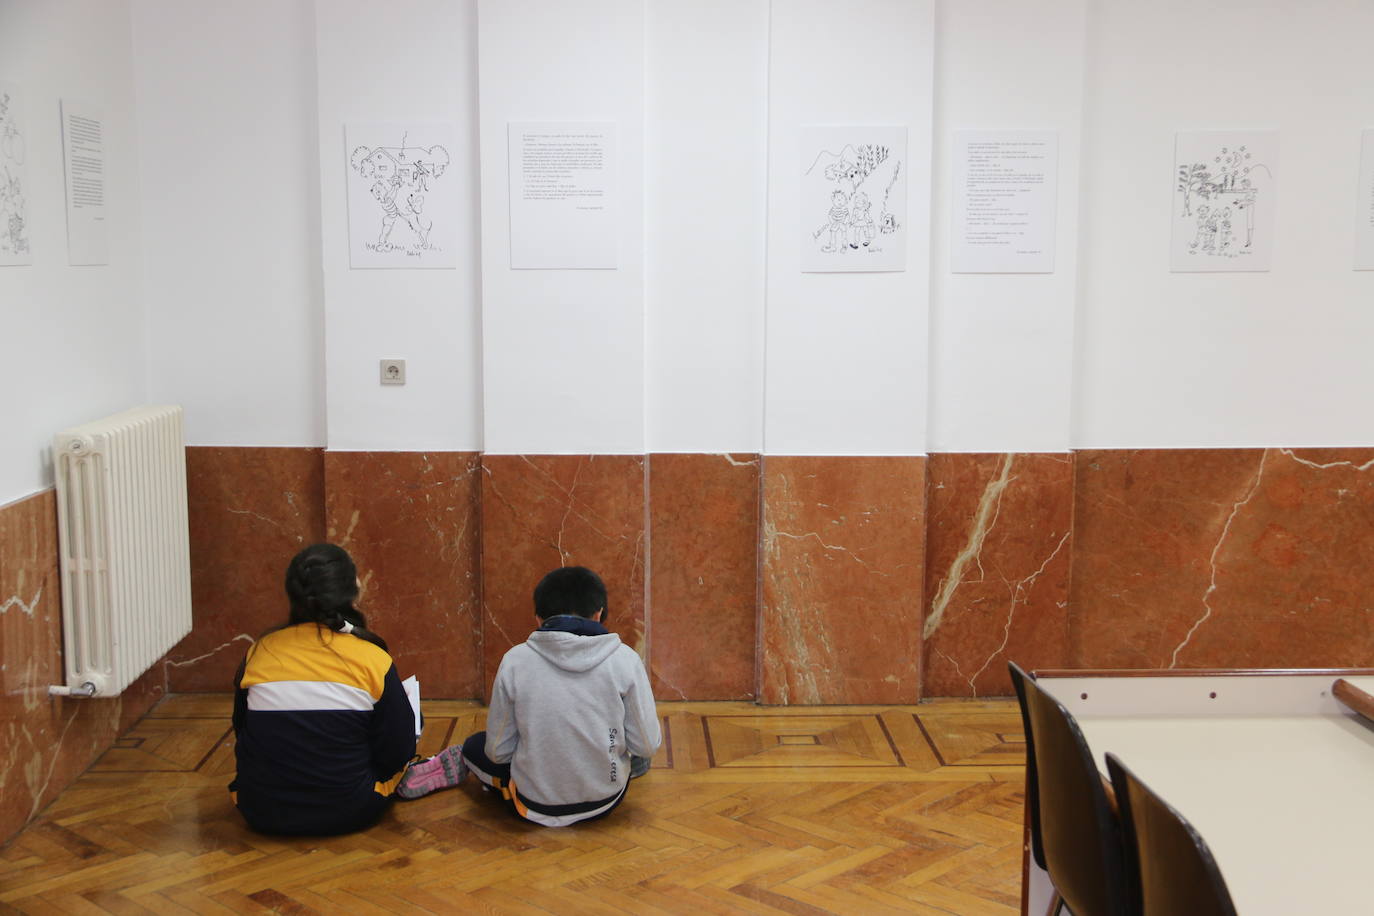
[380,359,406,385]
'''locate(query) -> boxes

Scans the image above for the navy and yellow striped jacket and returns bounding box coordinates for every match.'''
[232,623,416,823]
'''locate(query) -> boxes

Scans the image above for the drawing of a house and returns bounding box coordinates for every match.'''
[361,147,418,185]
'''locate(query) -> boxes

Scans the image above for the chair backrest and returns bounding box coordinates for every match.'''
[1106,753,1239,916]
[1016,665,1130,916]
[1008,662,1047,871]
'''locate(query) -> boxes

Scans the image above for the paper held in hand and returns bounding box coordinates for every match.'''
[402,675,422,737]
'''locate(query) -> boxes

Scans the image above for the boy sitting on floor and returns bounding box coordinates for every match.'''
[398,566,660,826]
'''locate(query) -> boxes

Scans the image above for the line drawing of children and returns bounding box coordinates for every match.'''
[1217,208,1233,255]
[815,189,849,253]
[1189,205,1212,253]
[1177,145,1271,260]
[848,191,875,249]
[803,140,903,265]
[1201,207,1219,253]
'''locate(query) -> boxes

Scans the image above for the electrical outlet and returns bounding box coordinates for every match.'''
[380,359,406,385]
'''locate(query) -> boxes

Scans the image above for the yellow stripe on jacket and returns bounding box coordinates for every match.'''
[240,623,391,701]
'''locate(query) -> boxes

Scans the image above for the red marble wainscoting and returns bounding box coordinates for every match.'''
[324,452,483,698]
[161,447,327,692]
[1071,448,1374,670]
[759,456,927,705]
[0,491,163,846]
[647,454,760,701]
[922,453,1075,697]
[480,455,647,700]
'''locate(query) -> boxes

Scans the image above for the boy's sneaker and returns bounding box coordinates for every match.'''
[396,746,467,799]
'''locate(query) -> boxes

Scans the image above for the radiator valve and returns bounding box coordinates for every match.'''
[48,682,98,698]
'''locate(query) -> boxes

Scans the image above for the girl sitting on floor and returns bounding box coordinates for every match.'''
[230,543,416,835]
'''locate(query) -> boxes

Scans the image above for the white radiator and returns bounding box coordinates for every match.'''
[52,405,192,696]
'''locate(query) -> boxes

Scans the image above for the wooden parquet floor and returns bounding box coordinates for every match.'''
[0,696,1027,915]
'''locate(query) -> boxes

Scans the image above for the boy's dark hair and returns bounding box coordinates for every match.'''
[533,566,607,620]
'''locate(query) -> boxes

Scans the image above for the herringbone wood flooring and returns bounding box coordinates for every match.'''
[0,696,1026,914]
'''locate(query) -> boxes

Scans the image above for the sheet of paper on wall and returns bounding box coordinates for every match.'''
[507,122,617,269]
[61,99,107,266]
[800,125,907,273]
[1355,130,1374,270]
[1170,130,1277,272]
[951,130,1058,273]
[345,123,459,269]
[402,675,422,737]
[0,82,32,266]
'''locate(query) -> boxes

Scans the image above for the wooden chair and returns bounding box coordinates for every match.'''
[1009,662,1130,916]
[1106,753,1238,916]
[1009,662,1048,874]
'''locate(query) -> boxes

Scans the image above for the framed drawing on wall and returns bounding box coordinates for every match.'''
[800,125,907,273]
[1171,130,1278,272]
[345,122,458,269]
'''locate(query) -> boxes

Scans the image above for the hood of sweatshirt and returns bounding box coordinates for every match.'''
[525,630,624,673]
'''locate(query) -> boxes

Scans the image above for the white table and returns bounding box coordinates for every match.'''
[1023,669,1374,916]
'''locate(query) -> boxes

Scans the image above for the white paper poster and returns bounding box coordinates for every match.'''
[952,130,1058,273]
[800,125,907,272]
[507,122,617,269]
[1171,130,1277,272]
[346,123,458,269]
[61,99,107,266]
[0,83,31,266]
[1356,130,1374,270]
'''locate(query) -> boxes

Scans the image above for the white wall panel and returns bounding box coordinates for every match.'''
[644,0,768,454]
[927,0,1086,453]
[1074,0,1374,448]
[763,0,934,456]
[135,0,324,449]
[478,0,645,455]
[0,0,146,504]
[316,0,483,452]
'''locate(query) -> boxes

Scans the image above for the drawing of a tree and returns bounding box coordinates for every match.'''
[850,144,890,187]
[1177,163,1212,216]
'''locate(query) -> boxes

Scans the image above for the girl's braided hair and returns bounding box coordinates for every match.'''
[277,543,388,652]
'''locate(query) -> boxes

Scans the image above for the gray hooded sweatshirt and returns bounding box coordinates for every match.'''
[484,628,661,823]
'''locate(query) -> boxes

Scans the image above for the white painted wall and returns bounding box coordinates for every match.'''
[763,0,934,456]
[644,0,768,454]
[133,0,325,449]
[0,0,147,505]
[1073,0,1374,448]
[8,0,1374,505]
[926,0,1086,453]
[315,0,483,452]
[477,0,645,455]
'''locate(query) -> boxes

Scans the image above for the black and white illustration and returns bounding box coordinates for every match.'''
[1171,130,1277,272]
[0,82,31,266]
[801,125,907,272]
[345,123,457,269]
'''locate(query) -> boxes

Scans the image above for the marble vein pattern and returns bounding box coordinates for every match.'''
[480,455,647,700]
[647,454,760,701]
[0,490,162,846]
[759,456,926,705]
[1071,448,1374,670]
[161,448,327,692]
[324,451,483,697]
[922,454,1075,697]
